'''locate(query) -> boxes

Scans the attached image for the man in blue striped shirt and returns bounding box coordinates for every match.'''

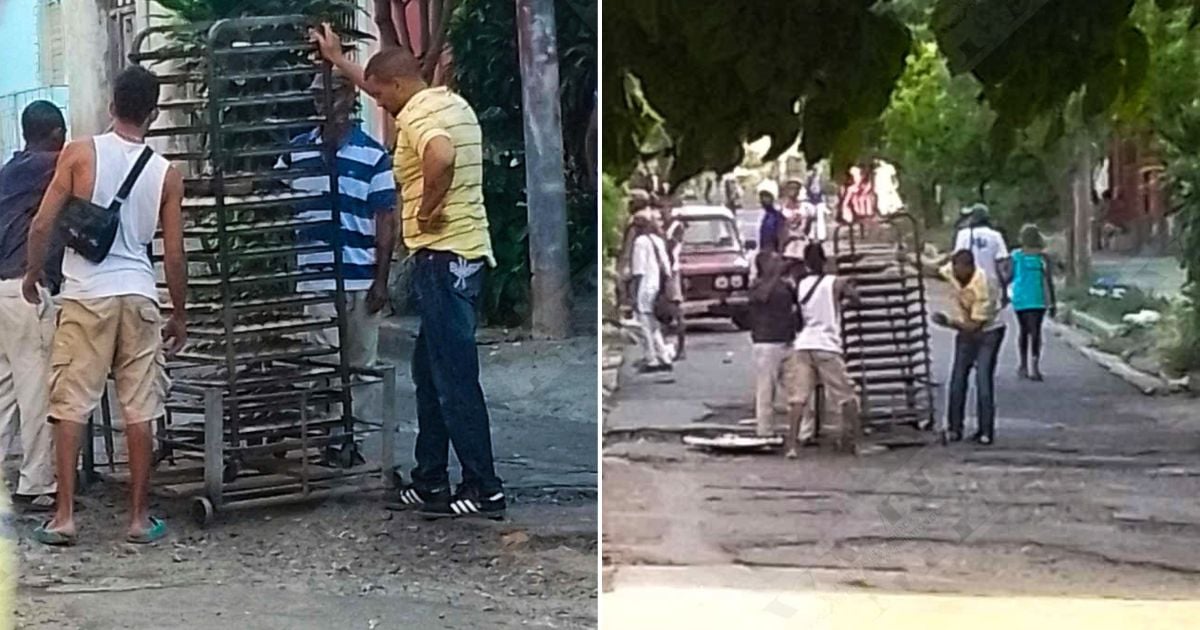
[282,70,397,370]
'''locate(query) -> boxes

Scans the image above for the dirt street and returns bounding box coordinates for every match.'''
[604,285,1200,625]
[9,318,598,629]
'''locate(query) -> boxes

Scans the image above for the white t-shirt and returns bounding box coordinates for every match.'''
[794,275,842,354]
[954,226,1009,293]
[631,233,669,313]
[62,133,169,302]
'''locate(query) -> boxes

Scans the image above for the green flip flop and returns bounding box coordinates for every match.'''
[33,522,77,547]
[126,517,167,545]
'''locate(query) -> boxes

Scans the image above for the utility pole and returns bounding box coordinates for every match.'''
[516,0,571,338]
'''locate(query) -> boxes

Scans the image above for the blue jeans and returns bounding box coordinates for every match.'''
[408,250,502,495]
[947,326,1006,438]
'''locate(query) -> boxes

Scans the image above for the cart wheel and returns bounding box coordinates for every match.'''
[192,497,214,527]
[223,461,240,483]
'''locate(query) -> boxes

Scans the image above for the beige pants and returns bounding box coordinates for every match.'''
[49,296,169,426]
[789,350,856,439]
[0,281,57,495]
[752,343,793,436]
[306,291,382,371]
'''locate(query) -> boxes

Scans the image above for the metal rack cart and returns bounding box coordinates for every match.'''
[833,212,938,447]
[84,16,396,525]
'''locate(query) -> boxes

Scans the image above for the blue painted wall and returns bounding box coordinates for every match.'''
[0,0,40,95]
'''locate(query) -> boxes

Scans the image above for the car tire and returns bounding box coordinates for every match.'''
[731,312,752,331]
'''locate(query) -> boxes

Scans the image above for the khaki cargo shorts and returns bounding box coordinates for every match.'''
[49,296,169,426]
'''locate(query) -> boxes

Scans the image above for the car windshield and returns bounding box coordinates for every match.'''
[683,218,740,251]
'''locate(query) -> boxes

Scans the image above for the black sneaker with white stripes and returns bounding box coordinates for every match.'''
[418,486,506,520]
[385,484,450,512]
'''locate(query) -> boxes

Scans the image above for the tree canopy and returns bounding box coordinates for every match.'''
[604,0,1200,186]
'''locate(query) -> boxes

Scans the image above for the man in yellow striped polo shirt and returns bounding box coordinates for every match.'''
[314,26,506,520]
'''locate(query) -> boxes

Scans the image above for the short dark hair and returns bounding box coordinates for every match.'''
[952,249,976,266]
[112,66,160,124]
[803,242,827,273]
[364,47,423,82]
[21,100,65,144]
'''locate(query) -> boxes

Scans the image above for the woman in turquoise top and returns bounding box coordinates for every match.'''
[1011,224,1057,381]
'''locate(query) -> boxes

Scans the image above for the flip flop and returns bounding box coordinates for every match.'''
[33,522,77,547]
[126,517,167,545]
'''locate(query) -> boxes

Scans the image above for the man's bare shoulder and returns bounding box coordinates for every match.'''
[58,139,92,164]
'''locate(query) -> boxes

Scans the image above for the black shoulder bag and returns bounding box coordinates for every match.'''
[58,146,154,264]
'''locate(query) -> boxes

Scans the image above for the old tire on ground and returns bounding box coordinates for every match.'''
[192,497,214,527]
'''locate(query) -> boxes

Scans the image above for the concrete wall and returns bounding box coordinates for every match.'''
[62,0,109,135]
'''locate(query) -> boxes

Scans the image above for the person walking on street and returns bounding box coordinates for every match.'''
[1011,224,1056,381]
[660,200,687,360]
[757,180,785,253]
[954,203,1011,307]
[787,243,860,458]
[23,67,188,545]
[933,250,1005,445]
[748,251,797,437]
[628,213,674,372]
[616,189,655,315]
[314,26,506,519]
[0,101,67,512]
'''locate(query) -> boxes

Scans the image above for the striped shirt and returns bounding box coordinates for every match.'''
[282,127,396,292]
[393,87,493,265]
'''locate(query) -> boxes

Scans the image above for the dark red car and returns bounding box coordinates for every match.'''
[674,206,754,329]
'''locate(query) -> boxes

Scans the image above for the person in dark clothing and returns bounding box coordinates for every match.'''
[0,100,67,512]
[0,102,66,293]
[757,180,785,253]
[748,250,798,437]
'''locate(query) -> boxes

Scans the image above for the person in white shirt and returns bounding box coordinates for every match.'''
[22,67,187,546]
[629,214,674,372]
[660,203,687,360]
[953,204,1012,306]
[786,243,860,458]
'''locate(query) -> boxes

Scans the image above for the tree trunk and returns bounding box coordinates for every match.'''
[516,0,571,338]
[1069,136,1094,285]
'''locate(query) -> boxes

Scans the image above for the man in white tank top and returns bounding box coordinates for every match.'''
[21,67,188,546]
[786,243,860,457]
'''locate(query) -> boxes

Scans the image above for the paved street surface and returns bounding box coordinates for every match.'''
[10,303,598,629]
[604,284,1200,628]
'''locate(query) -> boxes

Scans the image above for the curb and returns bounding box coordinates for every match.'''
[1046,316,1177,396]
[1064,307,1127,339]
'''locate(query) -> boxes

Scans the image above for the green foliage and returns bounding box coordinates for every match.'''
[606,1,1163,187]
[450,0,597,326]
[1158,298,1200,374]
[605,0,912,186]
[931,0,1150,154]
[1133,0,1200,347]
[877,19,1057,234]
[602,173,624,260]
[154,0,360,22]
[1060,283,1168,325]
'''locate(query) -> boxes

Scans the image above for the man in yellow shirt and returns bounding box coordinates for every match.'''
[933,249,1005,445]
[313,26,504,520]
